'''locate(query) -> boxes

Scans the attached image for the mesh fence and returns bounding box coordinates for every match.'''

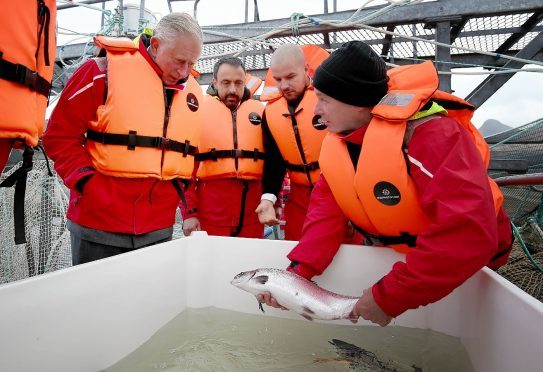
[487,118,543,225]
[0,160,72,284]
[487,118,543,301]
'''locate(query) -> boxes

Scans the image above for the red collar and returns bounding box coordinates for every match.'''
[138,38,186,91]
[340,124,369,145]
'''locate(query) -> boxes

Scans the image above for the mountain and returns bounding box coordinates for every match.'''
[479,119,513,137]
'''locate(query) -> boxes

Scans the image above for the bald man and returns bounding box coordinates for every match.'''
[255,44,337,241]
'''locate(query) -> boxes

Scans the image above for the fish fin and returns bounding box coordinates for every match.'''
[301,313,313,321]
[253,275,269,284]
[258,300,265,313]
[302,306,315,314]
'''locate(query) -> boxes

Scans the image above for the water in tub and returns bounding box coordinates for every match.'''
[105,307,473,371]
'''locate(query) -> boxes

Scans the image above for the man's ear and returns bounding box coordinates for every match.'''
[149,36,159,56]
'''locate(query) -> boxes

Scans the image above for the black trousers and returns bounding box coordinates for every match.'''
[70,234,172,265]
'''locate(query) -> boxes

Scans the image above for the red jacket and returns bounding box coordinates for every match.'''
[287,116,512,317]
[43,44,188,234]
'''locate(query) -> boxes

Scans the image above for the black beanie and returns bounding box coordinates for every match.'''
[312,41,389,107]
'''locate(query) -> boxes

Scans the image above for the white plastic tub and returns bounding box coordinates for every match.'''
[0,232,542,372]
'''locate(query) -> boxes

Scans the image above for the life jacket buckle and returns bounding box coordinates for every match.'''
[182,140,191,157]
[127,130,137,150]
[14,65,37,91]
[209,148,217,161]
[160,137,170,150]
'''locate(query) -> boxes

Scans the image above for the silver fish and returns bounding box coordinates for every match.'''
[231,268,359,321]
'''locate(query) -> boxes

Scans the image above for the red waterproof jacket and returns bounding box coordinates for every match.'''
[287,116,512,317]
[43,42,188,234]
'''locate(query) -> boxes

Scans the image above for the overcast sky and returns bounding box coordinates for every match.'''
[56,0,543,128]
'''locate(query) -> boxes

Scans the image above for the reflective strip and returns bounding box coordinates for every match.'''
[407,154,434,179]
[68,74,106,101]
[246,76,258,89]
[261,86,279,97]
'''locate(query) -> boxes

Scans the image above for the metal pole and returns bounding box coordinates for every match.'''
[411,23,417,64]
[245,0,249,23]
[435,21,452,92]
[254,0,260,22]
[58,0,114,10]
[194,0,201,21]
[139,0,146,33]
[101,1,105,28]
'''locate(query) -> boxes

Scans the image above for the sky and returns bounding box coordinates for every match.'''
[55,0,543,128]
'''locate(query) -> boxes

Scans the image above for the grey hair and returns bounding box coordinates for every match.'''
[154,12,203,45]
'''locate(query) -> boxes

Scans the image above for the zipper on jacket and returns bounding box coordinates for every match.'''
[232,110,239,171]
[290,111,313,186]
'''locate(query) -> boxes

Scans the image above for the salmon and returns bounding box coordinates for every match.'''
[231,268,359,321]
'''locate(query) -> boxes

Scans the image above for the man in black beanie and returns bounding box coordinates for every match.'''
[258,41,512,327]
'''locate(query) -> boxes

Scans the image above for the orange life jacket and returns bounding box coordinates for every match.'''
[260,44,329,186]
[260,44,329,102]
[245,73,263,98]
[86,36,202,180]
[196,96,265,180]
[264,87,327,186]
[319,61,504,252]
[0,0,56,147]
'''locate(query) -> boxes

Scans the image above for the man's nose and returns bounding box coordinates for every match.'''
[177,63,190,79]
[227,84,238,94]
[314,101,323,115]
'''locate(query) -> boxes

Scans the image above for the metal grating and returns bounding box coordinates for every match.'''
[463,14,532,32]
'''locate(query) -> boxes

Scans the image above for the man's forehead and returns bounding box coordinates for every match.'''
[168,37,201,58]
[271,60,303,77]
[216,64,245,79]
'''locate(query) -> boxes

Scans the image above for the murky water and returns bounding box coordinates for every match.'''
[105,307,473,372]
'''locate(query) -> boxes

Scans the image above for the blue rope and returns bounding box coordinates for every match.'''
[290,13,304,37]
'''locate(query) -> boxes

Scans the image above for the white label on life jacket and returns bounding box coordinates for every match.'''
[378,93,415,107]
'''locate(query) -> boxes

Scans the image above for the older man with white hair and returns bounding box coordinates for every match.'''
[43,13,204,264]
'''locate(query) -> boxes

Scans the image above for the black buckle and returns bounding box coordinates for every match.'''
[161,137,171,150]
[24,67,38,90]
[209,148,217,161]
[127,130,137,150]
[233,149,242,159]
[364,235,381,246]
[183,140,191,157]
[253,148,259,161]
[13,64,37,90]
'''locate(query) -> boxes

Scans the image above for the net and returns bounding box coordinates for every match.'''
[487,118,543,225]
[487,118,543,301]
[0,159,72,284]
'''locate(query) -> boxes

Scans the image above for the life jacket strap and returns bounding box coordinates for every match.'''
[352,223,418,248]
[0,146,34,244]
[196,148,266,162]
[230,180,249,237]
[365,232,418,248]
[284,160,320,173]
[36,0,52,67]
[0,52,51,97]
[171,178,190,210]
[86,129,197,157]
